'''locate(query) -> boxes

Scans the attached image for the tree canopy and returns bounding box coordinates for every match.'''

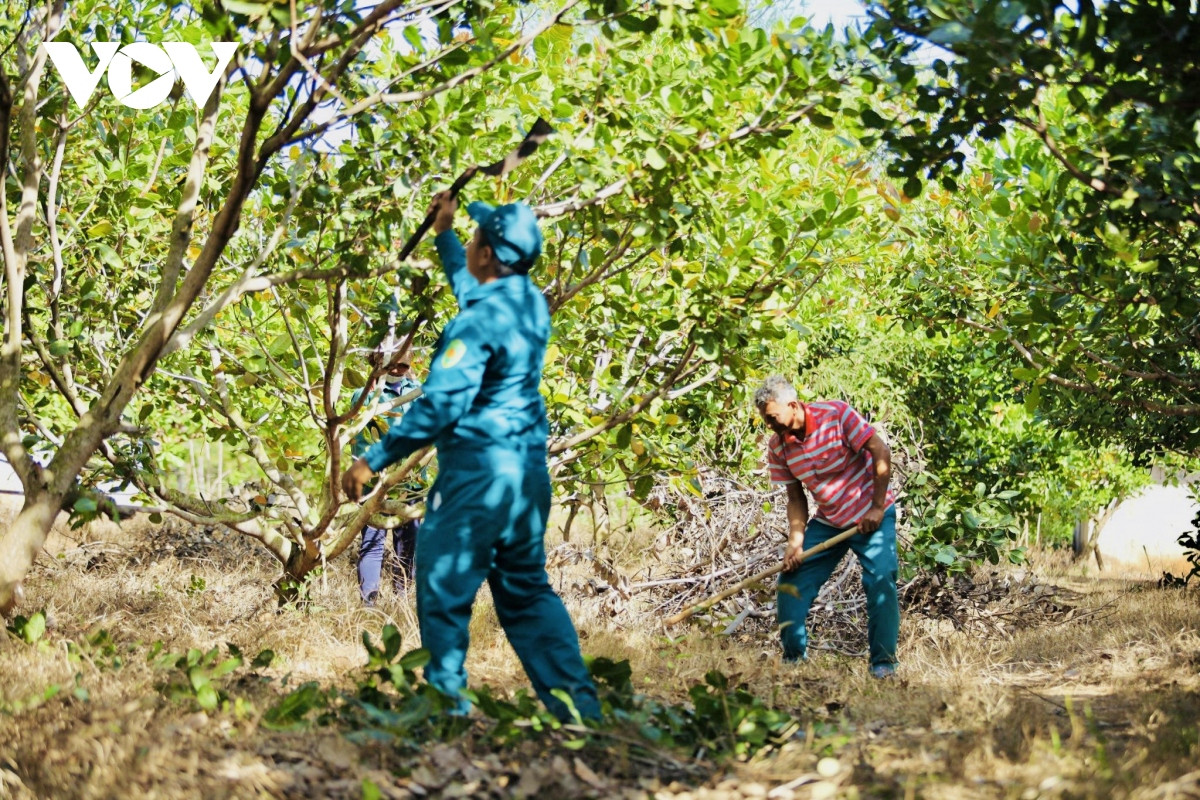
[861,0,1200,455]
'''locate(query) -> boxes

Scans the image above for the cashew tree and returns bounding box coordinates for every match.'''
[1,0,883,609]
[860,0,1200,455]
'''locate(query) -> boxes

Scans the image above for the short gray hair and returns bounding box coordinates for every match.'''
[754,375,797,408]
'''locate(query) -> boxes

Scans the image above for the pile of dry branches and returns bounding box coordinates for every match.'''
[550,470,1091,653]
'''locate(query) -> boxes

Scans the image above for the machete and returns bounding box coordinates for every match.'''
[396,117,555,263]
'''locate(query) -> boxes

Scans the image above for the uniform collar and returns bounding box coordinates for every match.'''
[384,376,416,392]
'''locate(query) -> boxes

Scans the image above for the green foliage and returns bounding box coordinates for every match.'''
[310,625,472,745]
[260,628,802,762]
[273,569,326,610]
[887,332,1148,552]
[0,682,67,715]
[67,629,131,672]
[185,574,207,596]
[5,611,46,645]
[1160,508,1200,589]
[861,0,1200,454]
[361,778,383,800]
[153,643,248,712]
[5,628,145,715]
[261,681,331,730]
[590,657,799,759]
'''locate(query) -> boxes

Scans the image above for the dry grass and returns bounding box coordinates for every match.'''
[1,511,1198,800]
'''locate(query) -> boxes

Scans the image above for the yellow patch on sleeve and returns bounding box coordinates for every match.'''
[440,339,467,368]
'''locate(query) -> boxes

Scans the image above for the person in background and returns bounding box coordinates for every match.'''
[350,349,423,607]
[754,375,900,679]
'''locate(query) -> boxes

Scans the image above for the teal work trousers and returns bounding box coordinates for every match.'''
[415,460,601,721]
[777,506,899,668]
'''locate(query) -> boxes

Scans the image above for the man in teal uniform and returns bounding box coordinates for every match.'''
[342,191,601,722]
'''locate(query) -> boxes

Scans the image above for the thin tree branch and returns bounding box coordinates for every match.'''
[550,342,701,456]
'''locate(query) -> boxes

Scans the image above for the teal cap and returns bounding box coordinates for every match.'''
[466,200,543,274]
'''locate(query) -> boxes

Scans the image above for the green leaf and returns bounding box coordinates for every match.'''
[189,669,210,692]
[251,649,276,669]
[48,339,71,357]
[262,682,326,729]
[211,656,243,680]
[644,147,667,170]
[926,22,972,46]
[616,424,633,450]
[23,612,46,644]
[195,684,219,711]
[382,624,402,662]
[96,244,123,270]
[633,474,654,501]
[223,0,270,15]
[859,108,887,129]
[934,545,958,565]
[398,647,430,670]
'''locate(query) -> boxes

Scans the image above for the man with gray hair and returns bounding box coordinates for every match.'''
[754,375,900,678]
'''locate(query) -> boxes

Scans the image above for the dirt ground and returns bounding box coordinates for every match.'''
[1,511,1198,800]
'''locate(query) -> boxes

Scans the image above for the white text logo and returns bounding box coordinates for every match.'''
[42,42,238,109]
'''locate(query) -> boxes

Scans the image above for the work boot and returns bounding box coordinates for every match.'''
[869,664,896,680]
[364,591,380,608]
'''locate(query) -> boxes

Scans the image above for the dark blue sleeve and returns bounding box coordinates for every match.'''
[363,313,490,471]
[434,230,479,308]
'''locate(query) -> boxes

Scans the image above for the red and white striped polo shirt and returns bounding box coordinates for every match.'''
[767,400,894,528]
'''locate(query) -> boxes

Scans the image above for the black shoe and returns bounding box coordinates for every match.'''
[364,591,379,608]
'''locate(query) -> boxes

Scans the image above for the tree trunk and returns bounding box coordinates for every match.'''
[589,482,610,546]
[0,494,63,614]
[274,532,323,606]
[562,496,581,542]
[1087,500,1118,572]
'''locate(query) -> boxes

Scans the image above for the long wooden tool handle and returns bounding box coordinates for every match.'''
[664,525,861,626]
[395,118,554,264]
[395,168,477,263]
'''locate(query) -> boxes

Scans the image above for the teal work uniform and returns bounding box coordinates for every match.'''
[350,376,422,460]
[351,376,423,603]
[363,229,600,722]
